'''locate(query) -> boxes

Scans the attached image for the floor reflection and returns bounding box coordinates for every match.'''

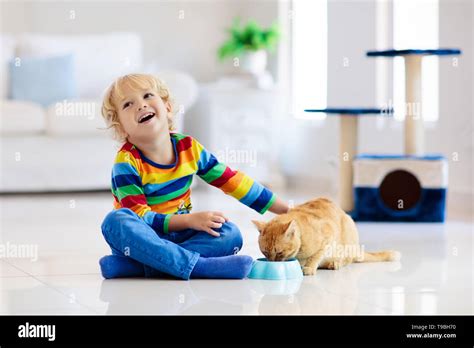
[98,260,402,315]
[255,261,402,315]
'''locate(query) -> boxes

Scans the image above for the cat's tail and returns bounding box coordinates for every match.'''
[355,250,401,263]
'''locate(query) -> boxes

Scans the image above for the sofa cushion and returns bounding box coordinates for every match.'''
[9,54,77,107]
[45,99,108,136]
[0,34,16,99]
[16,32,143,98]
[0,134,119,192]
[0,100,45,135]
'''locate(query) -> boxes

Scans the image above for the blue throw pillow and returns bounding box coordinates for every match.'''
[9,54,77,107]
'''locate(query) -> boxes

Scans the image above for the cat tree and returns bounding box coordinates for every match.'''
[306,48,461,222]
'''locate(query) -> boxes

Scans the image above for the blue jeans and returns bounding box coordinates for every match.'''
[101,208,243,280]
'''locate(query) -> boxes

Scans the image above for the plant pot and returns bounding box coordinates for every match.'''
[240,50,267,75]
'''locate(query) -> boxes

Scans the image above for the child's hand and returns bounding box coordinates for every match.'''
[187,211,229,237]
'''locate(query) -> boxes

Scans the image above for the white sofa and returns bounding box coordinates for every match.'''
[0,32,197,192]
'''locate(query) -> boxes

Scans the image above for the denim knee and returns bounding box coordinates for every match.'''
[219,221,243,253]
[101,208,136,237]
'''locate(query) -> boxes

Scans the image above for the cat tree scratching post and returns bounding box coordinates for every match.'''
[404,55,423,155]
[339,115,358,212]
[367,49,462,156]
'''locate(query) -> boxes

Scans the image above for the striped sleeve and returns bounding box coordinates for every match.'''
[194,138,276,214]
[111,147,173,234]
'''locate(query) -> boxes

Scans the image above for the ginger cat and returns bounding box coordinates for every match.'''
[252,197,400,276]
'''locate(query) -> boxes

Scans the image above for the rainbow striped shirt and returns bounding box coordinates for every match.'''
[111,132,276,233]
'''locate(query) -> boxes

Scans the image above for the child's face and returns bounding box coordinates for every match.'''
[114,84,172,143]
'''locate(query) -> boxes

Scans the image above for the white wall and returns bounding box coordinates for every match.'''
[1,0,280,80]
[0,0,267,82]
[438,0,473,194]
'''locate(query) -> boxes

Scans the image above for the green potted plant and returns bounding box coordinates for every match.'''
[218,19,280,75]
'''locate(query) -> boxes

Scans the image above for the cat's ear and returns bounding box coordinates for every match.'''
[252,220,266,233]
[284,220,298,239]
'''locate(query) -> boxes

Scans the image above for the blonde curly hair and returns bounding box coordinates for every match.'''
[101,74,175,143]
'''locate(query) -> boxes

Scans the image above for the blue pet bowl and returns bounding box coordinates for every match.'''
[248,258,303,280]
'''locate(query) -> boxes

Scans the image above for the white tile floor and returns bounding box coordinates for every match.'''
[0,187,472,315]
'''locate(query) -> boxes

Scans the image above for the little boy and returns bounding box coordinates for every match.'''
[99,74,289,280]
